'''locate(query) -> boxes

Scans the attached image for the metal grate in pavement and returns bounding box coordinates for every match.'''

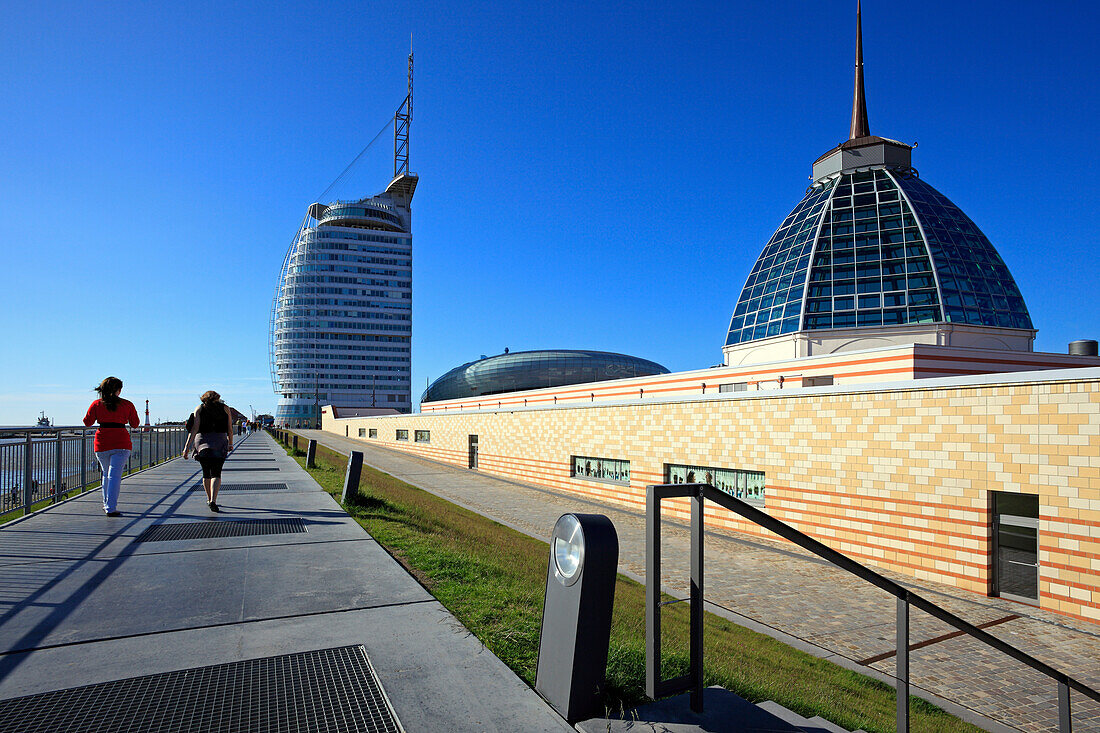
[136,518,306,542]
[226,457,276,461]
[223,466,280,471]
[191,483,289,492]
[0,645,403,732]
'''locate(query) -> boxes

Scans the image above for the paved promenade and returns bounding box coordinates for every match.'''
[302,429,1100,733]
[0,431,572,731]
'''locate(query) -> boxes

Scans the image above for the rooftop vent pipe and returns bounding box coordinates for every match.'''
[1068,340,1098,357]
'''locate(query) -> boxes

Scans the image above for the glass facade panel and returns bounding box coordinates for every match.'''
[893,173,1032,330]
[665,463,766,506]
[271,189,414,426]
[803,170,939,331]
[571,455,630,485]
[725,182,834,346]
[725,166,1032,347]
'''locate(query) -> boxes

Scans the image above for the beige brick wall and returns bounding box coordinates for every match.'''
[325,372,1100,624]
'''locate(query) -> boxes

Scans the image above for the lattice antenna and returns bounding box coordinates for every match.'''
[394,47,412,177]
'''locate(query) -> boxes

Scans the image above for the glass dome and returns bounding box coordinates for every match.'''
[422,350,669,404]
[725,169,1031,347]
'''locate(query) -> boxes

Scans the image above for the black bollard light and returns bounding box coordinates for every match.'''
[306,439,317,468]
[535,513,619,722]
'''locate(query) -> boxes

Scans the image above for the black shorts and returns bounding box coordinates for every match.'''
[197,454,226,479]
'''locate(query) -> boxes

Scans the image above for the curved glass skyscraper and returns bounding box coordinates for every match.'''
[271,55,416,426]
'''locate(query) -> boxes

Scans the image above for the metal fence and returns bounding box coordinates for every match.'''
[0,425,188,519]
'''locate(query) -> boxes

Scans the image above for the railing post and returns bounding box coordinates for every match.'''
[54,431,63,503]
[897,594,910,733]
[645,486,660,700]
[23,433,32,515]
[690,489,704,713]
[1059,681,1072,732]
[81,429,87,493]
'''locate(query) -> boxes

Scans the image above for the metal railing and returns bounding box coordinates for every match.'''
[645,483,1100,733]
[0,425,188,520]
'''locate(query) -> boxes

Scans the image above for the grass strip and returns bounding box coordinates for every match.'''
[277,433,977,732]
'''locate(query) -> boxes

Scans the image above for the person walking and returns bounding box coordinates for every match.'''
[83,376,140,517]
[183,390,233,512]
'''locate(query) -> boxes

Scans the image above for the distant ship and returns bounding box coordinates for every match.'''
[36,412,51,428]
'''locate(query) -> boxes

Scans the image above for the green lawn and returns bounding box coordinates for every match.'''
[277,433,976,732]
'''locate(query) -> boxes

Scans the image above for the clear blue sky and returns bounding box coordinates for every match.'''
[2,1,1097,426]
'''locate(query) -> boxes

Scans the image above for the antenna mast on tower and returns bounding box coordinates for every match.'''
[394,45,413,177]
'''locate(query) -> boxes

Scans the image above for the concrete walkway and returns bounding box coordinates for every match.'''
[302,429,1100,733]
[0,431,572,732]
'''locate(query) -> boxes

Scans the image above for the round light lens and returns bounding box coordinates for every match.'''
[553,514,585,582]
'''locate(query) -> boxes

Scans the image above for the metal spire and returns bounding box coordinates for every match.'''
[394,48,413,177]
[849,0,870,140]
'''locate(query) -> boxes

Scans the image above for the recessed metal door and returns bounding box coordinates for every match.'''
[993,492,1039,603]
[468,435,478,469]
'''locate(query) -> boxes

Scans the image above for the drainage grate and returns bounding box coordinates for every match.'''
[136,518,306,542]
[222,466,280,471]
[227,457,276,461]
[0,645,403,733]
[191,483,289,492]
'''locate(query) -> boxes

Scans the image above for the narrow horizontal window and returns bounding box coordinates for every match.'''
[665,463,766,506]
[571,455,630,485]
[719,382,748,392]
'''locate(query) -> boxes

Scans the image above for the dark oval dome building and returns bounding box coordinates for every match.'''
[422,350,669,404]
[723,7,1033,367]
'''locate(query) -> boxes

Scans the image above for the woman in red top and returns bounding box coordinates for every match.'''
[82,376,140,516]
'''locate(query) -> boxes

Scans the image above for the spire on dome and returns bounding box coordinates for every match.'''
[849,0,870,140]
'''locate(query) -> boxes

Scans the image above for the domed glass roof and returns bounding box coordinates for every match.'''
[724,169,1031,347]
[725,3,1031,350]
[422,350,669,404]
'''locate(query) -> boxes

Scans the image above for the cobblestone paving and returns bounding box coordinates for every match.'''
[303,431,1100,732]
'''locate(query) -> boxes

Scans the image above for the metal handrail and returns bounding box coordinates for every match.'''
[0,425,188,521]
[645,483,1100,732]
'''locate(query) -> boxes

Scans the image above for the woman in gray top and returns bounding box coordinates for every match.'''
[183,390,234,512]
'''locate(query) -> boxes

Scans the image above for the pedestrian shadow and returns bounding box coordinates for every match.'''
[0,464,204,680]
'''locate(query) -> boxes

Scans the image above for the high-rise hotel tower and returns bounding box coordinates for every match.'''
[271,55,416,427]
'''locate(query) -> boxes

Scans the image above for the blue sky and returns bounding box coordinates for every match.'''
[2,0,1097,425]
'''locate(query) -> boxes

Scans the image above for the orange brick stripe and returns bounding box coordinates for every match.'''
[423,352,921,411]
[1042,589,1100,612]
[420,349,1095,412]
[774,504,987,548]
[769,494,989,532]
[1042,575,1100,595]
[770,484,990,523]
[478,452,571,470]
[773,515,989,573]
[918,353,1095,370]
[1038,528,1100,550]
